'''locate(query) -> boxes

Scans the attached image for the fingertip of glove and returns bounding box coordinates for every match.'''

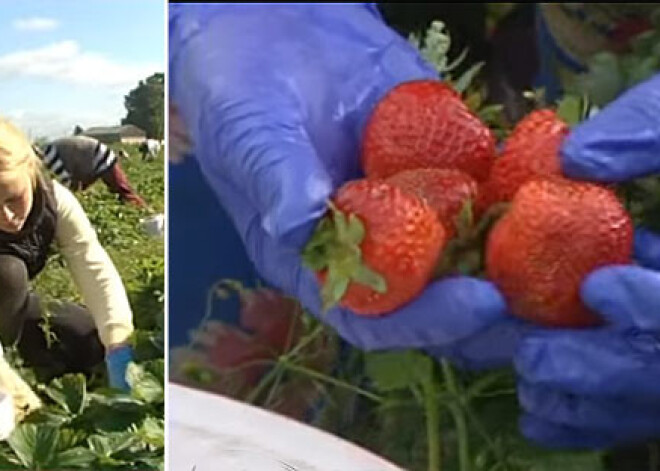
[581,265,644,316]
[519,414,571,450]
[634,228,660,270]
[559,133,612,182]
[427,276,508,316]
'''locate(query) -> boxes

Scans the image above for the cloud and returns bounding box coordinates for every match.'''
[0,40,160,89]
[6,108,125,141]
[13,17,59,32]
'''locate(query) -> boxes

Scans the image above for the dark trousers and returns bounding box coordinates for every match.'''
[0,255,105,382]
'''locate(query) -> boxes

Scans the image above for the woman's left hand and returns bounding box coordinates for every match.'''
[105,344,134,392]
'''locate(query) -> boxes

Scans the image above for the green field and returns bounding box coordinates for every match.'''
[0,145,164,470]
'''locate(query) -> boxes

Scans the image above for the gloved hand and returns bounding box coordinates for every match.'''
[169,3,525,369]
[515,73,660,449]
[106,344,133,392]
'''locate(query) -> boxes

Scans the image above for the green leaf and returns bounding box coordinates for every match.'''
[364,351,434,392]
[556,94,584,126]
[45,373,87,416]
[78,395,149,433]
[571,52,623,106]
[141,359,164,387]
[301,217,334,271]
[7,424,59,469]
[512,444,605,471]
[442,47,469,74]
[352,264,387,293]
[321,264,349,312]
[477,104,504,125]
[334,208,350,243]
[630,30,660,56]
[0,451,22,469]
[625,55,660,89]
[56,428,87,452]
[52,447,97,468]
[463,90,483,113]
[22,407,70,427]
[88,432,138,460]
[452,62,485,94]
[138,417,164,449]
[345,214,365,246]
[127,363,164,404]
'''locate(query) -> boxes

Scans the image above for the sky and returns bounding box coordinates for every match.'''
[0,0,165,140]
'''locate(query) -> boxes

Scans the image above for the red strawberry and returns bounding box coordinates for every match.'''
[486,177,633,328]
[239,287,303,353]
[361,80,496,182]
[479,109,569,211]
[302,179,446,316]
[385,168,478,239]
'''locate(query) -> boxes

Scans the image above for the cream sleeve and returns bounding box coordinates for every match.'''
[52,180,134,348]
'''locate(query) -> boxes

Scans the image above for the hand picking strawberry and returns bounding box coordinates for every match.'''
[170,4,525,370]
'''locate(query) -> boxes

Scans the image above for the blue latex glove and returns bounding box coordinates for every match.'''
[106,345,133,392]
[515,73,660,449]
[169,3,525,369]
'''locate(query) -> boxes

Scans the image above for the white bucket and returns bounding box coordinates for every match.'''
[168,383,403,471]
[141,213,165,239]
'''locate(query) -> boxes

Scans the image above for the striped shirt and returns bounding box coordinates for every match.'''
[38,136,117,190]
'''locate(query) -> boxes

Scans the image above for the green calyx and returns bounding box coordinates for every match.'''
[301,202,387,313]
[435,200,509,278]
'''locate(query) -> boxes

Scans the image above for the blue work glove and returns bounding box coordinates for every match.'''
[106,345,133,392]
[169,3,526,369]
[515,73,660,449]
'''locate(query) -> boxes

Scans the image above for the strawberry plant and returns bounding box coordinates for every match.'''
[1,145,165,470]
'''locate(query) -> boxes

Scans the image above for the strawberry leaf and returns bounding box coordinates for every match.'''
[333,204,350,242]
[301,217,335,270]
[45,374,87,417]
[353,265,387,294]
[364,351,433,392]
[464,90,483,114]
[345,213,366,246]
[556,94,584,126]
[322,265,349,313]
[452,62,485,95]
[443,47,469,74]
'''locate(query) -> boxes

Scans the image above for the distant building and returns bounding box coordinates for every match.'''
[81,124,147,145]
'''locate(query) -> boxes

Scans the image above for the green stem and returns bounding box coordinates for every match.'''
[245,362,283,404]
[441,359,470,471]
[464,404,510,469]
[280,361,383,403]
[422,377,441,471]
[264,365,287,407]
[279,324,325,363]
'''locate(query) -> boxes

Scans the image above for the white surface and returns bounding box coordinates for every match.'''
[0,392,14,440]
[169,383,403,471]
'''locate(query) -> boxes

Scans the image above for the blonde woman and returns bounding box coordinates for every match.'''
[0,117,135,402]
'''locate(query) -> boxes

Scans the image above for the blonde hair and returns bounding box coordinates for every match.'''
[0,116,44,188]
